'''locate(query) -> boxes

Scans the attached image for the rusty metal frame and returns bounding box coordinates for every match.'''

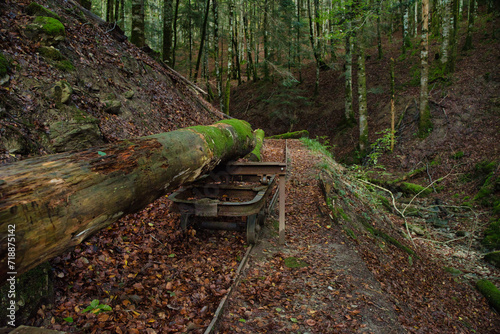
[226,162,287,245]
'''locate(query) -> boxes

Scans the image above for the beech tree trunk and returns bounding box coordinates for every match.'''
[0,120,255,283]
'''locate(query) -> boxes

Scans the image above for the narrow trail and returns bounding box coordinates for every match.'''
[216,140,402,333]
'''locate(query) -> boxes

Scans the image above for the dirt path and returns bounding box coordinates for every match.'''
[216,140,403,333]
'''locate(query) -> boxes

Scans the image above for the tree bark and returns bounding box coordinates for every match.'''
[131,0,145,47]
[357,31,368,153]
[419,0,432,136]
[0,120,255,283]
[162,0,174,65]
[193,0,211,81]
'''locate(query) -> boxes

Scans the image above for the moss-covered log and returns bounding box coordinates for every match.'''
[245,129,265,161]
[0,119,255,283]
[476,279,500,312]
[266,130,309,140]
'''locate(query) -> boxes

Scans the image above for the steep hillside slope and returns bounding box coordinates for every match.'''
[0,0,223,165]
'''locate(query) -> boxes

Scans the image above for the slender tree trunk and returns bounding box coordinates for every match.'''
[243,3,256,82]
[188,0,193,77]
[419,0,432,136]
[162,0,174,65]
[213,0,223,112]
[402,1,410,54]
[297,0,302,82]
[377,1,382,59]
[441,0,451,65]
[171,0,180,68]
[0,120,255,283]
[232,8,242,85]
[114,0,120,22]
[106,0,114,22]
[194,0,211,81]
[344,9,355,123]
[131,0,145,47]
[307,0,324,69]
[263,0,270,80]
[463,0,475,50]
[446,0,459,73]
[224,0,234,114]
[390,57,395,151]
[357,34,368,153]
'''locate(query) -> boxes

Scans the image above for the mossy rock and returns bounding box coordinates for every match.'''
[483,219,500,250]
[400,182,432,196]
[33,16,65,36]
[102,99,122,115]
[26,16,65,46]
[476,279,500,312]
[38,45,62,60]
[49,121,103,152]
[284,257,308,268]
[55,59,74,72]
[474,174,498,207]
[484,251,500,268]
[124,90,135,99]
[26,2,61,20]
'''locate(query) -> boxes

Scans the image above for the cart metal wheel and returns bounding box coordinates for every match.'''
[180,214,190,231]
[246,214,258,244]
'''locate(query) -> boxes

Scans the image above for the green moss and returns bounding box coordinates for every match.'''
[344,228,357,239]
[284,257,308,268]
[418,104,433,138]
[474,174,498,206]
[451,151,465,159]
[475,161,496,176]
[483,219,500,250]
[476,279,500,312]
[189,119,253,157]
[34,16,65,36]
[267,130,309,139]
[377,195,392,212]
[484,251,500,268]
[38,46,62,60]
[55,59,74,71]
[0,52,9,77]
[26,2,61,20]
[400,182,432,196]
[444,266,463,276]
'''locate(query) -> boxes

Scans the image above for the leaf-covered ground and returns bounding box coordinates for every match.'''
[32,140,499,333]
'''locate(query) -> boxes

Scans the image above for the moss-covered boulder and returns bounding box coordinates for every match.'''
[48,106,103,152]
[483,219,500,250]
[49,121,103,152]
[102,99,122,115]
[476,279,500,312]
[484,251,500,268]
[26,2,61,20]
[0,262,53,327]
[38,45,62,60]
[25,16,65,46]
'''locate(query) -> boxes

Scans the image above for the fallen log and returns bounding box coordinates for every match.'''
[0,119,255,283]
[266,130,309,140]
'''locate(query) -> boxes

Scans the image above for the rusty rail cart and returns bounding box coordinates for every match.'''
[168,162,286,244]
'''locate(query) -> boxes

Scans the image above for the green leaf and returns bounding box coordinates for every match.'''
[168,253,176,258]
[290,317,298,323]
[239,319,247,323]
[81,306,93,313]
[90,299,99,308]
[98,304,112,311]
[97,151,106,156]
[275,307,282,312]
[168,291,176,297]
[63,317,73,323]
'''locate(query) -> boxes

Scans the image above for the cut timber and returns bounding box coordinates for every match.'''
[266,130,309,140]
[0,120,255,283]
[245,129,264,161]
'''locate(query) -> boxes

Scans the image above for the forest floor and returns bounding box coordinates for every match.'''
[32,140,499,333]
